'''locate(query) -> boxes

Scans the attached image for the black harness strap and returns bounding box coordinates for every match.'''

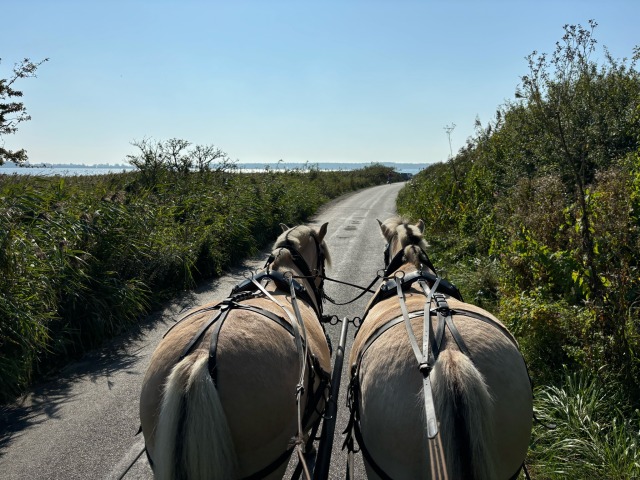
[434,294,471,357]
[241,447,295,480]
[322,273,381,306]
[384,244,438,279]
[361,270,463,326]
[352,417,394,480]
[232,271,319,316]
[266,233,326,316]
[173,298,305,384]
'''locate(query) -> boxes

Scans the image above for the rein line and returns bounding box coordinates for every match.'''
[320,273,382,306]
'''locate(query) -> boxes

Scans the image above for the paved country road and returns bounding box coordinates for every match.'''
[0,182,405,480]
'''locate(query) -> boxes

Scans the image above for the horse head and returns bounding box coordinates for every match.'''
[377,217,431,275]
[270,223,331,313]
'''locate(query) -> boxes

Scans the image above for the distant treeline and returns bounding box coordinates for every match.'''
[0,160,428,172]
[235,162,428,172]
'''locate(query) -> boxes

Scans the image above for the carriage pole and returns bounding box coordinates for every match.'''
[313,316,350,480]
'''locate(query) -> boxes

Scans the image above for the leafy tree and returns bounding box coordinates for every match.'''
[0,57,48,165]
[516,20,640,297]
[127,138,232,180]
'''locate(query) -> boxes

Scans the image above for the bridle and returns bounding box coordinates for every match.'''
[245,227,328,316]
[382,237,438,278]
[369,239,464,316]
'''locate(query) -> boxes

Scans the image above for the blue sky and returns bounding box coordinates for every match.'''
[2,1,638,166]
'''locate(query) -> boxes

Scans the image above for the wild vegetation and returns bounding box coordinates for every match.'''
[397,21,640,477]
[0,156,399,403]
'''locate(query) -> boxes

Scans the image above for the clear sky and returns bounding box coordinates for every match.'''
[2,0,638,166]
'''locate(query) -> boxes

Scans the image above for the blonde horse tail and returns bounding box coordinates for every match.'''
[154,355,238,480]
[433,349,496,480]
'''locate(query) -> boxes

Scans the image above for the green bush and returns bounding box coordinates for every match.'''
[397,22,640,477]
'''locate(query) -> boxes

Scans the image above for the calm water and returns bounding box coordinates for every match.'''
[0,167,135,176]
[0,165,423,177]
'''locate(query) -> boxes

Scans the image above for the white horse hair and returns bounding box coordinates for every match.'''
[155,355,238,479]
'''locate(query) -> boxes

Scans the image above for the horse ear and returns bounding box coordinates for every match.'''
[378,219,391,240]
[280,223,290,232]
[416,219,425,233]
[317,222,328,241]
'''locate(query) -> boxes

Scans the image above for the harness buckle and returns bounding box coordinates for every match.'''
[419,361,433,376]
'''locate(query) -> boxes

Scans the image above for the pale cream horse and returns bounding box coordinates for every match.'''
[347,217,532,480]
[140,223,332,479]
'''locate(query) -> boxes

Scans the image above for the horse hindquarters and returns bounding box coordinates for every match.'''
[433,349,496,480]
[154,355,238,480]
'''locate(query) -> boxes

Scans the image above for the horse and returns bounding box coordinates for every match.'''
[140,223,332,479]
[345,217,532,480]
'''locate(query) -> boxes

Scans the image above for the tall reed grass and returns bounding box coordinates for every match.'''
[0,164,397,402]
[528,370,639,479]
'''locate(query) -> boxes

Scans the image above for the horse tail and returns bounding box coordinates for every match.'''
[154,355,238,480]
[433,349,496,480]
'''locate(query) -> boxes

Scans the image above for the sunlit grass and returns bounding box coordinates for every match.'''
[528,370,640,479]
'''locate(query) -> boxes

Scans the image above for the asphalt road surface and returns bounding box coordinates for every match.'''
[0,182,405,480]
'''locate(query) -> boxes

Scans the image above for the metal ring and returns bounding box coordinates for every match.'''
[242,270,254,280]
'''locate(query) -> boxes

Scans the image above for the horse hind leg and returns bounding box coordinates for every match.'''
[432,349,496,480]
[154,355,238,480]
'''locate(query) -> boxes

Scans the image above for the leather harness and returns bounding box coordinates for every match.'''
[147,239,331,480]
[344,247,529,480]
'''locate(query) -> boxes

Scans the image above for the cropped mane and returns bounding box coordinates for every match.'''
[380,217,429,251]
[272,224,331,268]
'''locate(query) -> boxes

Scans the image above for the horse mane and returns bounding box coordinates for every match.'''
[402,244,430,266]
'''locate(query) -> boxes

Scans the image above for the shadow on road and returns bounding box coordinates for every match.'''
[0,263,253,458]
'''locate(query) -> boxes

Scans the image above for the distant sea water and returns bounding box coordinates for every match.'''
[0,166,135,176]
[0,163,426,177]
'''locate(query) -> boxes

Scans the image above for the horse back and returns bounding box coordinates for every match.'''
[350,291,532,479]
[140,294,331,477]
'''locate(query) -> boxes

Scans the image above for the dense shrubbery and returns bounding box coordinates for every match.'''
[398,22,640,477]
[0,161,397,402]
